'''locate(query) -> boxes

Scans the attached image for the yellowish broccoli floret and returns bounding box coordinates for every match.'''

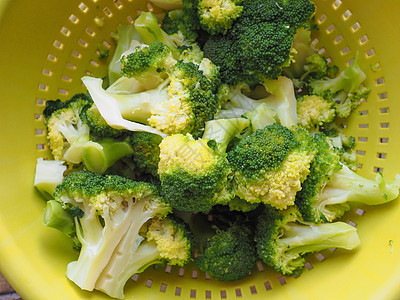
[297,95,336,129]
[198,0,244,34]
[228,124,316,210]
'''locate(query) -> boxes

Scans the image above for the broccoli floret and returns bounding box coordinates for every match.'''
[95,216,193,299]
[54,171,171,291]
[297,95,336,129]
[43,199,81,250]
[296,134,400,223]
[80,104,127,139]
[227,123,315,209]
[120,41,177,88]
[129,131,163,177]
[328,132,358,171]
[228,196,260,212]
[198,0,244,35]
[108,25,144,85]
[158,117,249,212]
[203,0,315,86]
[308,52,370,118]
[195,221,256,281]
[255,206,360,276]
[83,58,222,137]
[44,94,93,163]
[33,158,67,200]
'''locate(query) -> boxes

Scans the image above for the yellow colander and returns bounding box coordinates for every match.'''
[0,0,400,299]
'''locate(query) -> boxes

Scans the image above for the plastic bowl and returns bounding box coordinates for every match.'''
[1,0,400,299]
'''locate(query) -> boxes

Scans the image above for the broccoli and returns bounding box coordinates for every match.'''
[203,0,315,86]
[296,95,336,129]
[120,41,177,89]
[255,206,360,276]
[33,158,67,200]
[217,76,297,127]
[158,117,250,212]
[95,216,193,299]
[161,0,202,42]
[129,131,163,177]
[228,196,260,212]
[295,133,400,223]
[54,171,171,291]
[43,94,93,164]
[195,220,256,281]
[198,0,244,35]
[227,123,315,209]
[83,58,222,137]
[43,199,81,250]
[328,132,358,171]
[108,25,144,85]
[308,52,370,118]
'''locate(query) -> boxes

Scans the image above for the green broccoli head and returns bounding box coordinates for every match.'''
[120,41,177,86]
[54,171,171,291]
[129,131,163,177]
[158,118,249,212]
[195,221,256,281]
[44,94,93,163]
[149,60,222,137]
[227,123,315,209]
[203,0,315,87]
[255,205,360,276]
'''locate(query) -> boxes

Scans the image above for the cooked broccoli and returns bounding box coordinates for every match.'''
[195,220,256,281]
[308,52,370,118]
[255,206,360,276]
[328,132,358,171]
[198,0,244,35]
[228,196,260,212]
[203,0,315,86]
[83,58,222,137]
[120,41,177,89]
[129,131,163,177]
[158,117,250,212]
[108,25,144,85]
[296,94,336,129]
[34,158,67,200]
[295,133,400,223]
[227,123,315,209]
[217,76,297,127]
[95,216,193,299]
[54,171,171,291]
[161,0,202,42]
[44,94,93,164]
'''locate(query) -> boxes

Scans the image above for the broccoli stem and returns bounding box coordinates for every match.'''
[82,138,134,174]
[282,221,360,256]
[95,200,156,298]
[96,241,160,299]
[320,165,400,221]
[43,200,75,236]
[202,118,250,153]
[67,201,136,291]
